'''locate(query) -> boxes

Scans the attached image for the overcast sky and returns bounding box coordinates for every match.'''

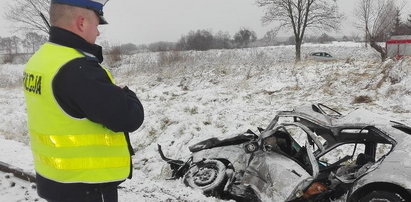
[1,0,410,45]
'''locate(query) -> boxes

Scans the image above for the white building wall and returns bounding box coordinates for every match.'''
[386,35,411,58]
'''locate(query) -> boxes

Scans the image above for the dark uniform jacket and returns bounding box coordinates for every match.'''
[36,26,144,201]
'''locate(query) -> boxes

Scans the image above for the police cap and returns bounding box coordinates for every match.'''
[51,0,109,24]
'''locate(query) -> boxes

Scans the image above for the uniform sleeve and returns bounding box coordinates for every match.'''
[53,58,144,132]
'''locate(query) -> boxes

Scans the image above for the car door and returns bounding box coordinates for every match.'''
[240,126,320,201]
[286,142,319,201]
[241,148,315,201]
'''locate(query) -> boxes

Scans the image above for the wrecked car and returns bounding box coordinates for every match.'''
[158,104,411,201]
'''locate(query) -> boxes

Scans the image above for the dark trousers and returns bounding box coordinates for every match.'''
[36,173,121,202]
[47,184,118,202]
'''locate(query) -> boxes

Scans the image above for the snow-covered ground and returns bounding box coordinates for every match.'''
[1,42,411,201]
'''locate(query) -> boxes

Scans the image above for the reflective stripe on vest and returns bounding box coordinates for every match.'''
[24,42,130,183]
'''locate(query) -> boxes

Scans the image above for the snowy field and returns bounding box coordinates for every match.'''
[1,42,411,201]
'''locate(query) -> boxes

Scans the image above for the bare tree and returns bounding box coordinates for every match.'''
[408,14,411,29]
[262,28,279,46]
[11,36,21,54]
[350,32,361,42]
[177,30,214,51]
[22,32,47,53]
[256,0,342,61]
[212,31,233,49]
[0,37,14,54]
[0,36,23,63]
[5,0,50,35]
[317,33,336,44]
[234,28,257,48]
[0,36,21,54]
[355,0,401,61]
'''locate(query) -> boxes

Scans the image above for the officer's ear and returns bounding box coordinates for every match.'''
[75,15,87,33]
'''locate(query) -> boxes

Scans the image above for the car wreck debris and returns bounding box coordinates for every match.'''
[159,104,411,201]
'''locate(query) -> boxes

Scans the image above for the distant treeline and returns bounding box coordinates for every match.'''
[108,29,363,55]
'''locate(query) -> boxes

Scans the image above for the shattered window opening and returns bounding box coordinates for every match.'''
[319,143,365,166]
[376,143,393,161]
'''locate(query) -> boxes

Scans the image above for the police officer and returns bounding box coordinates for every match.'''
[23,0,144,201]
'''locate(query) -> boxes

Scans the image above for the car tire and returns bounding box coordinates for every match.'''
[183,159,227,196]
[359,190,405,202]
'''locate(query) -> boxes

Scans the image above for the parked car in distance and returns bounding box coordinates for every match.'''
[306,52,334,61]
[159,104,411,202]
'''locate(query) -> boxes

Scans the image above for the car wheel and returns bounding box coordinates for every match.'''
[359,190,405,202]
[183,159,227,196]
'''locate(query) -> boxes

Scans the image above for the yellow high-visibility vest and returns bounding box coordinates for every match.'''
[23,42,130,183]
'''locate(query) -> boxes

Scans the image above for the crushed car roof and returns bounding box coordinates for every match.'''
[275,104,410,140]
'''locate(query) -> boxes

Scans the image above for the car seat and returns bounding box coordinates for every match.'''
[273,128,294,156]
[355,153,375,167]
